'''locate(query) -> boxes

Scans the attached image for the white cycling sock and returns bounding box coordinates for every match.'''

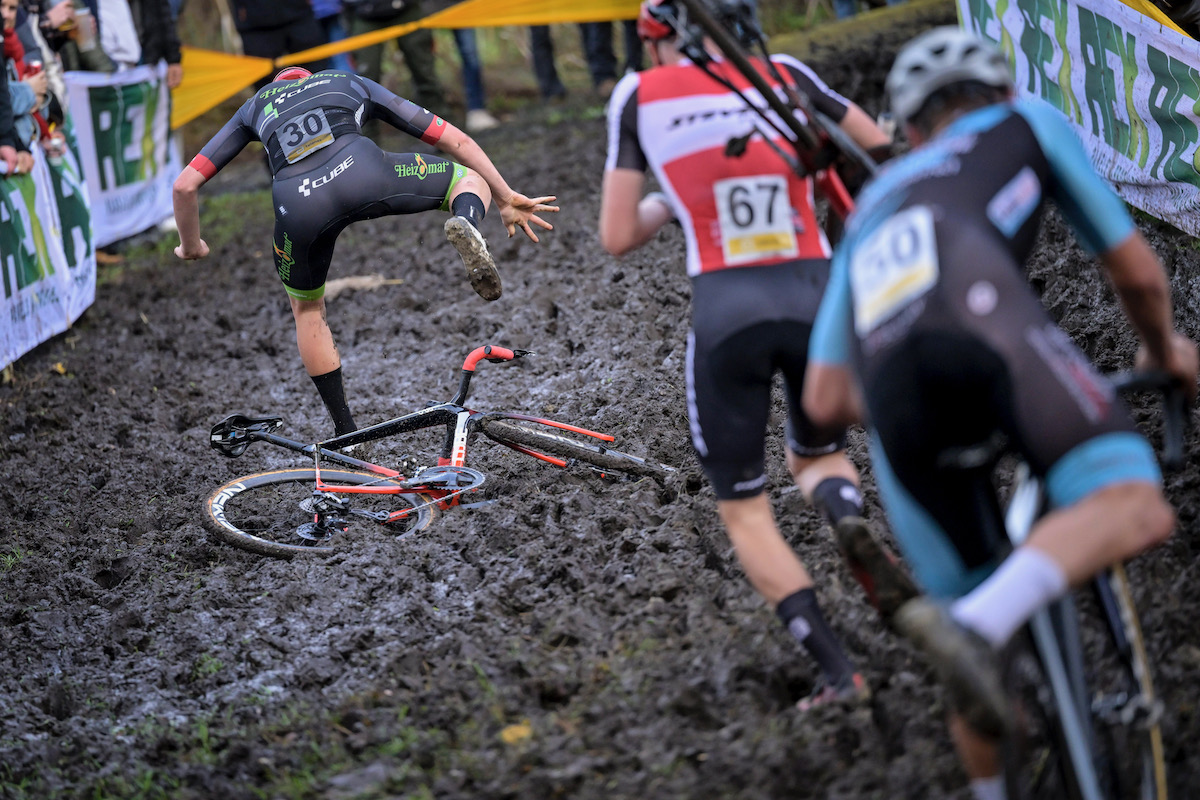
[969,775,1005,800]
[951,546,1068,648]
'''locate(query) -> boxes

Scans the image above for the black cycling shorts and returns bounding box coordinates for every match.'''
[269,136,465,299]
[687,261,846,500]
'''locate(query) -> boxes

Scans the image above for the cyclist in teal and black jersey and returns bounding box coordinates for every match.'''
[172,67,558,439]
[601,0,896,711]
[804,27,1197,800]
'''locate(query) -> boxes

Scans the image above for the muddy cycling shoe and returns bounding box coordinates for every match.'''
[835,516,920,625]
[796,672,871,713]
[894,598,1012,738]
[444,216,501,301]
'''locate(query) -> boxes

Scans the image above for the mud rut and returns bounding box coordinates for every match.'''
[3,19,1200,800]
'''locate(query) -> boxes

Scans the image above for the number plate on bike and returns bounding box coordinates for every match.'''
[713,175,799,265]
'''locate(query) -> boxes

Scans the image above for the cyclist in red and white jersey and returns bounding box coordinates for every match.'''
[600,0,896,709]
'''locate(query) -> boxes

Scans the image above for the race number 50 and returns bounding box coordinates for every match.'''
[849,205,939,336]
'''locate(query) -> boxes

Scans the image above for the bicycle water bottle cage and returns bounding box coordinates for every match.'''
[209,414,284,458]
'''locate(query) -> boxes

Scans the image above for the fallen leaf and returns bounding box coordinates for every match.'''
[52,362,67,375]
[499,721,532,745]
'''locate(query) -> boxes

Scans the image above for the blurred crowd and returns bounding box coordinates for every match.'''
[0,0,182,179]
[225,0,649,134]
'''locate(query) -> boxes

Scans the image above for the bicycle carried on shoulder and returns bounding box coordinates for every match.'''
[940,371,1186,800]
[203,344,677,558]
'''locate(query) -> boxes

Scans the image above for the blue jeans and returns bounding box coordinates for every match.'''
[453,28,486,111]
[318,14,354,72]
[833,0,905,19]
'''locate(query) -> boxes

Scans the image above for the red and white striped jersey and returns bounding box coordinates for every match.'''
[606,55,850,277]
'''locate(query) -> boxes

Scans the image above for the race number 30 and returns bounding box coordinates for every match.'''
[850,205,939,336]
[279,109,334,164]
[713,175,799,265]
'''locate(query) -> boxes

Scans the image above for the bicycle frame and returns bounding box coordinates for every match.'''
[208,344,624,510]
[1005,464,1108,800]
[948,370,1184,800]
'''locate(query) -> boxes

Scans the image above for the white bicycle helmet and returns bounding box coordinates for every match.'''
[886,27,1013,123]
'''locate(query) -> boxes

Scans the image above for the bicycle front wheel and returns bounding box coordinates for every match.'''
[478,417,675,480]
[205,468,437,558]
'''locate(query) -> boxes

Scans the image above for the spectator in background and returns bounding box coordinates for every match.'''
[4,0,52,151]
[310,0,353,72]
[529,22,640,102]
[452,27,498,133]
[227,0,329,87]
[832,0,905,20]
[0,68,23,174]
[344,0,443,114]
[127,0,183,88]
[528,25,565,102]
[98,0,140,70]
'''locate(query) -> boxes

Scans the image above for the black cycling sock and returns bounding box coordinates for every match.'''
[310,367,356,437]
[777,588,857,685]
[811,477,863,528]
[451,192,486,230]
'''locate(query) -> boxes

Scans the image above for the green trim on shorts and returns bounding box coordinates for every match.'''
[285,284,326,301]
[439,163,468,212]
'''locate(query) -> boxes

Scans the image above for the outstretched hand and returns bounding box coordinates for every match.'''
[497,193,558,243]
[175,239,210,260]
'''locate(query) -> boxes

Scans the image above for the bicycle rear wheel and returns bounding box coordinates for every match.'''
[205,468,437,558]
[1088,565,1167,800]
[478,417,675,480]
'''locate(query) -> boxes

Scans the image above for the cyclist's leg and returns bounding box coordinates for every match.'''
[270,176,356,437]
[690,324,864,703]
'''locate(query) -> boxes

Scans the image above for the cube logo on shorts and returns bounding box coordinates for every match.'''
[297,154,355,197]
[395,153,448,181]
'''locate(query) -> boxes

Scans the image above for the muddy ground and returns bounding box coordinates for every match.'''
[3,10,1200,800]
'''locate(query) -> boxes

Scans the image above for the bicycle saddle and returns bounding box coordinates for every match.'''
[209,414,284,458]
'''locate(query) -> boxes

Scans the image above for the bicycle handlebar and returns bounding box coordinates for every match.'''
[1108,369,1190,472]
[461,345,533,372]
[452,345,535,406]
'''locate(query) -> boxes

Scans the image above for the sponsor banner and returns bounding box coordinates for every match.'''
[64,64,179,248]
[0,141,91,370]
[959,0,1200,236]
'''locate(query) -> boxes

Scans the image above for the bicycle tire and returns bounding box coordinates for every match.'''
[1002,617,1088,800]
[205,469,437,558]
[1003,571,1168,800]
[1088,565,1167,800]
[478,417,674,479]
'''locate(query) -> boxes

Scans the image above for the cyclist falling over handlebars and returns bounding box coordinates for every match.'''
[171,66,559,442]
[802,28,1198,800]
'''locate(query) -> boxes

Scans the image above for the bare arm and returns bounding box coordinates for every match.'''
[1103,231,1198,400]
[172,165,210,260]
[434,124,558,241]
[598,168,673,256]
[839,103,892,151]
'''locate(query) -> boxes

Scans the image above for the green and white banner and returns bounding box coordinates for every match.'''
[64,64,179,248]
[0,128,95,370]
[959,0,1200,236]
